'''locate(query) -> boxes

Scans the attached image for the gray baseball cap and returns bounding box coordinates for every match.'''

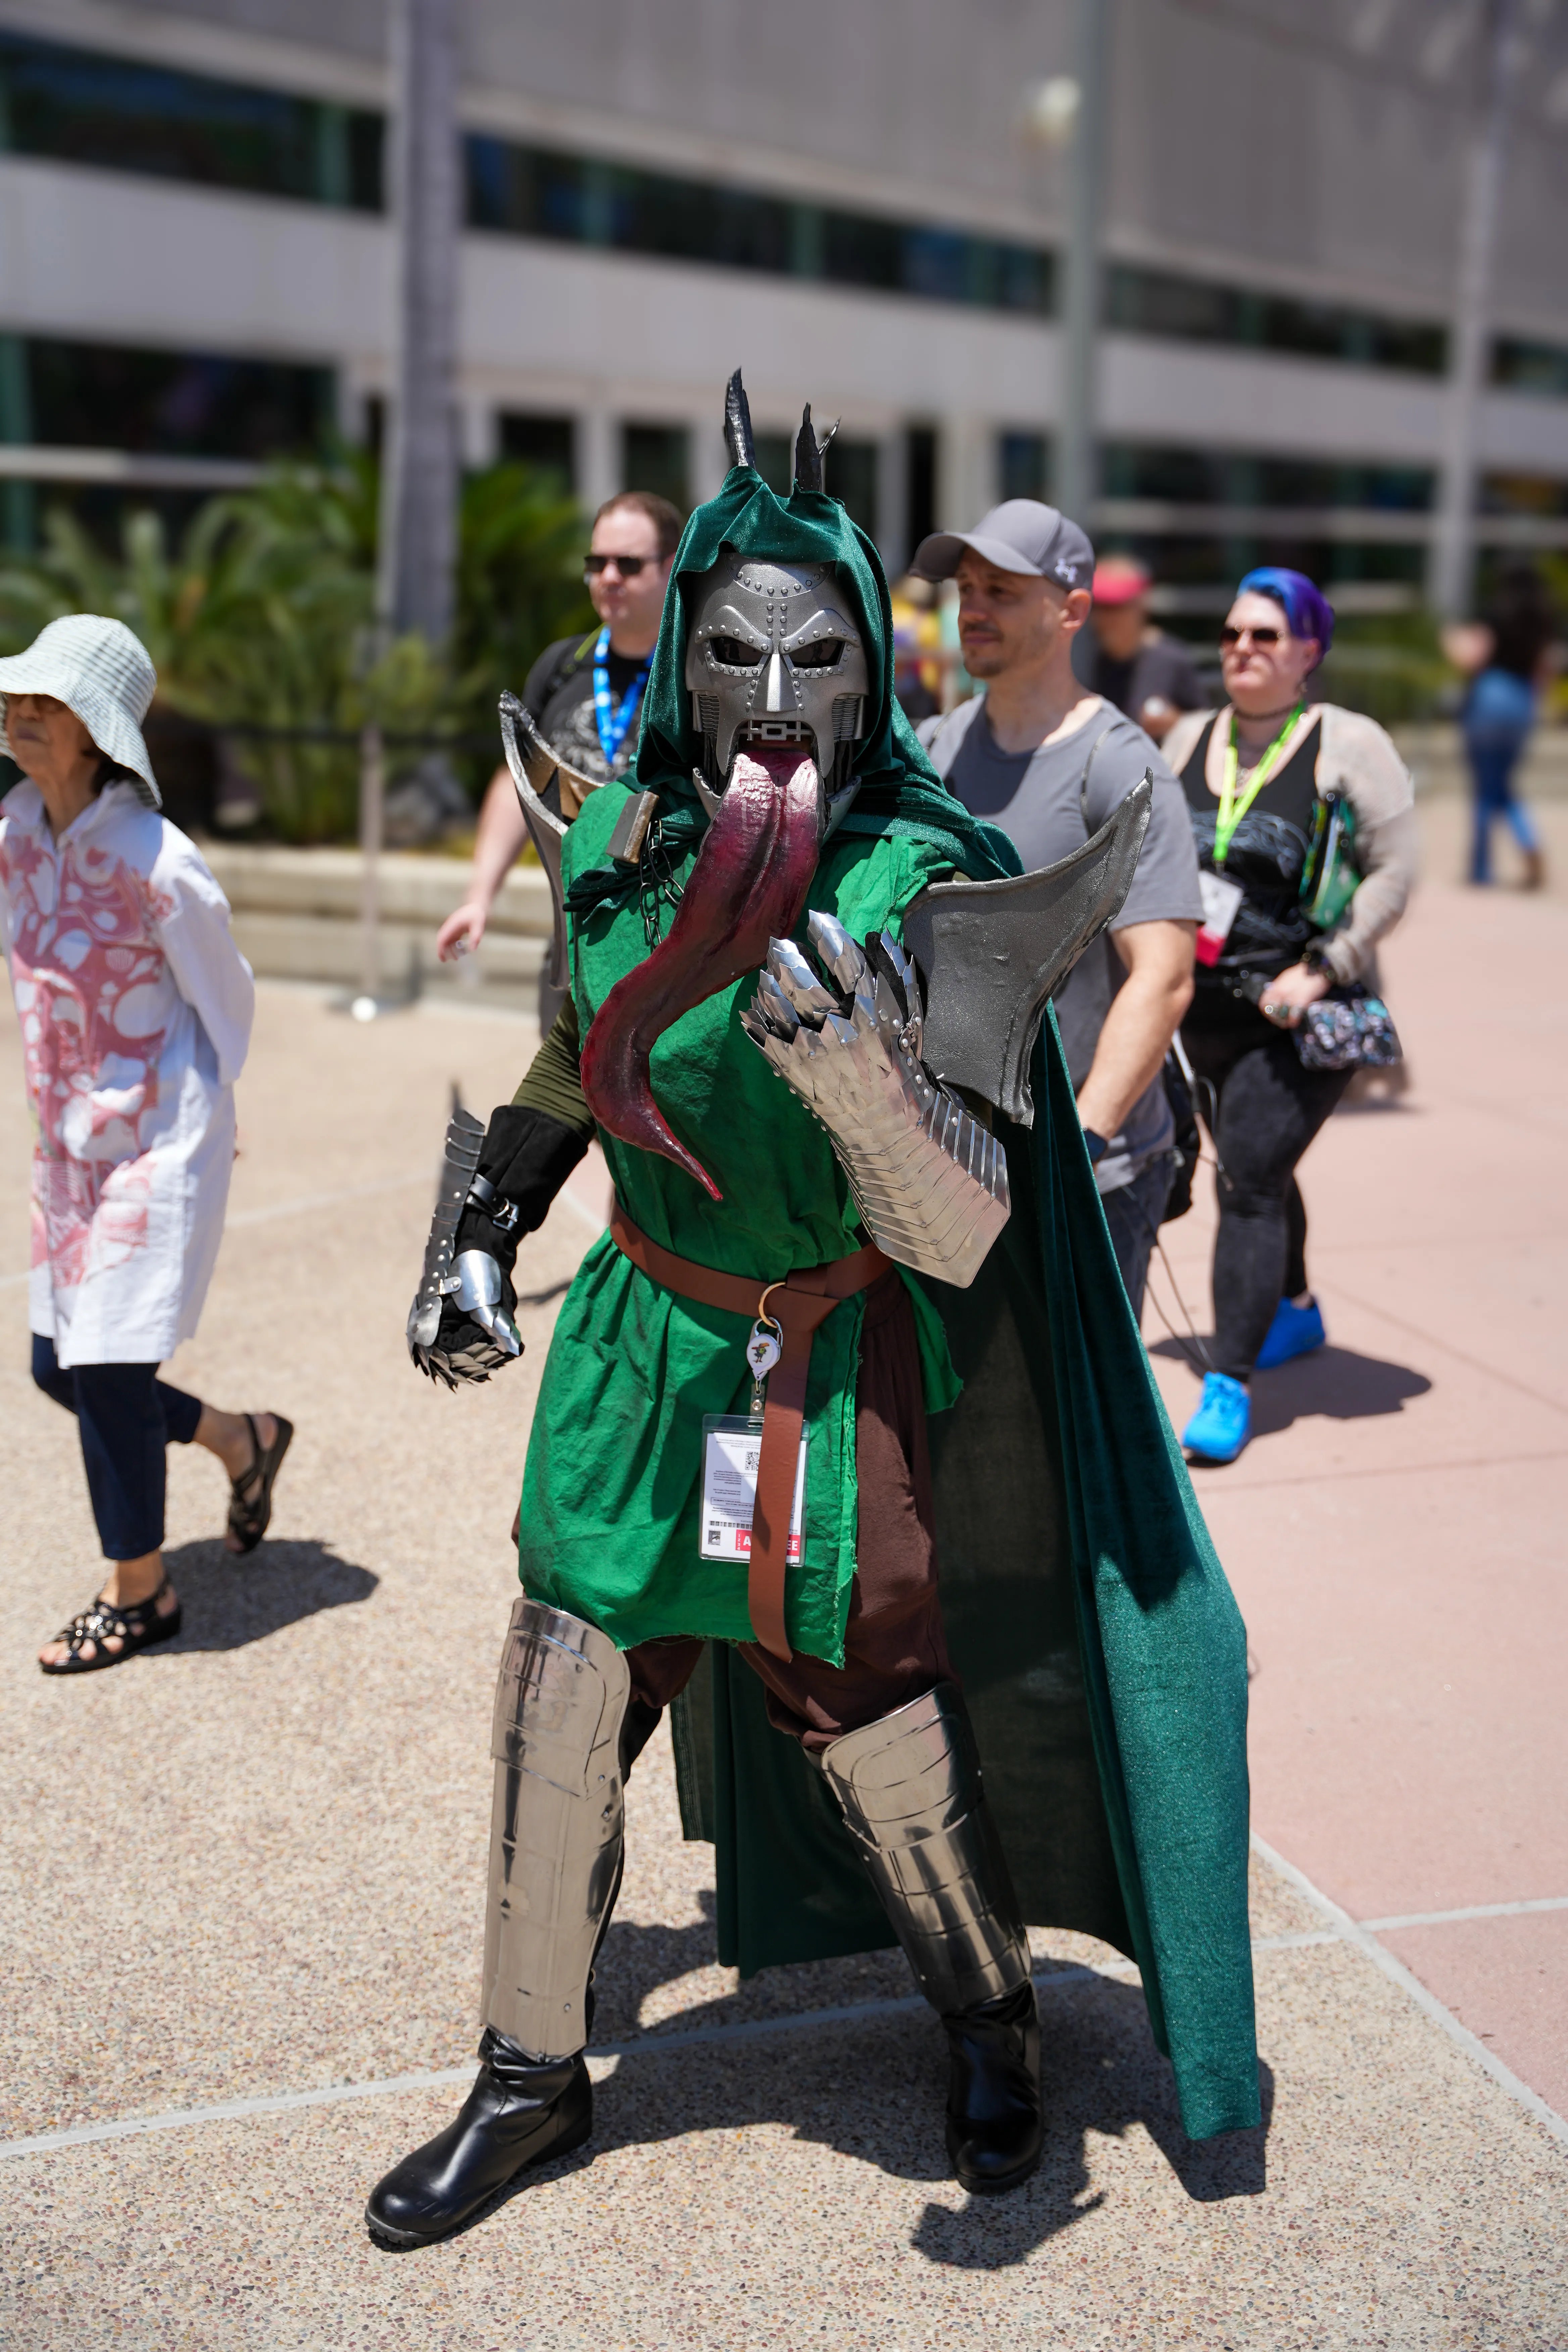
[912,499,1095,594]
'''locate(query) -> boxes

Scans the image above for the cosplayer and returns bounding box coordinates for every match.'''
[366,378,1258,2248]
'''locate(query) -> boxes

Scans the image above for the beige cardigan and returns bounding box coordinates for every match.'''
[1163,702,1417,985]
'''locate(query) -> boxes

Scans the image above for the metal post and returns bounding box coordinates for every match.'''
[1430,0,1522,620]
[1055,0,1110,530]
[377,0,459,644]
[356,723,384,1015]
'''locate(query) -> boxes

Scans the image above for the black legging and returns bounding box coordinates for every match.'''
[1183,1009,1353,1381]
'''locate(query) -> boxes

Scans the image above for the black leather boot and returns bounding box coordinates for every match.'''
[364,2030,592,2248]
[943,1979,1042,2194]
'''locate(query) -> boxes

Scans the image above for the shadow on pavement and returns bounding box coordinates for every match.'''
[1150,1337,1431,1436]
[159,1538,378,1653]
[559,1926,1275,2264]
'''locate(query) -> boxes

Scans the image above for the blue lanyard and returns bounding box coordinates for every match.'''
[592,627,650,768]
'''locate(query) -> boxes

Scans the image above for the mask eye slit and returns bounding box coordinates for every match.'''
[789,640,845,670]
[707,636,765,668]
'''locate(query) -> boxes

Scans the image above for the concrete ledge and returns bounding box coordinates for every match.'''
[209,845,554,1006]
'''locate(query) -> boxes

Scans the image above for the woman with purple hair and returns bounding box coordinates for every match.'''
[1162,568,1417,1464]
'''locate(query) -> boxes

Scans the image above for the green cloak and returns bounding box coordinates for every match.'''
[520,465,1259,2143]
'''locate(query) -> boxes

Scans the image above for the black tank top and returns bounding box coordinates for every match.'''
[1180,713,1321,981]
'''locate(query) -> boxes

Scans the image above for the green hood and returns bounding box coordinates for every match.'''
[631,463,1019,883]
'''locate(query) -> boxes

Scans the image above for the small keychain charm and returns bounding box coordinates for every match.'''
[745,1313,783,1429]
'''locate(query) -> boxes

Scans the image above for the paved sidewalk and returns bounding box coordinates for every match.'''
[2,848,1565,2348]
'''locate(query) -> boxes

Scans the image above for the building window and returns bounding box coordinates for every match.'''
[498,411,575,491]
[464,135,1054,320]
[0,29,382,208]
[906,426,938,553]
[1105,264,1446,378]
[13,336,334,459]
[1099,442,1435,512]
[622,422,690,512]
[1491,338,1568,398]
[1480,472,1568,517]
[827,441,879,541]
[998,431,1050,503]
[751,432,794,495]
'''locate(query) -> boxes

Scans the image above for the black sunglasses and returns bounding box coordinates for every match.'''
[1219,624,1283,648]
[584,553,650,577]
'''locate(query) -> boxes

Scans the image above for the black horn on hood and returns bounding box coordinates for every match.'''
[724,369,757,471]
[793,403,839,495]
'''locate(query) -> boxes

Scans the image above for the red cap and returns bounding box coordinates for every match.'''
[1092,556,1152,606]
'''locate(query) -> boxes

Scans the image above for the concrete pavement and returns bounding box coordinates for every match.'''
[1,825,1565,2349]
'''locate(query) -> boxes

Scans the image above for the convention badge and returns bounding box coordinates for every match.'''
[1195,870,1244,968]
[700,1415,806,1566]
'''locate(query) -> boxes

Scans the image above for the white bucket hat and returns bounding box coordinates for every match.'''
[0,613,161,809]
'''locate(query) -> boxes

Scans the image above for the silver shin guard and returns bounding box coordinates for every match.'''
[820,1683,1030,2019]
[479,1597,631,2061]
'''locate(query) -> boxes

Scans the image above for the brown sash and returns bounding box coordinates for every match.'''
[608,1203,891,1662]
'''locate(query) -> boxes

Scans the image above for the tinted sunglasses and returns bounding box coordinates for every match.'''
[1219,624,1283,648]
[584,553,650,577]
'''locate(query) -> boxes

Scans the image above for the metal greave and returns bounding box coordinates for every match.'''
[820,1683,1030,2019]
[480,1597,631,2061]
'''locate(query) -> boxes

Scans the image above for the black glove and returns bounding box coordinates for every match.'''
[411,1107,588,1389]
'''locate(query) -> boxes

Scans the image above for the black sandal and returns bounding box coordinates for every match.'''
[226,1413,294,1555]
[39,1580,182,1676]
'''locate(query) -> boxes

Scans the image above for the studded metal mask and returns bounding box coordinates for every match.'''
[685,553,868,803]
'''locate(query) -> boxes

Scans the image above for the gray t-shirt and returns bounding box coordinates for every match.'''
[924,696,1202,1178]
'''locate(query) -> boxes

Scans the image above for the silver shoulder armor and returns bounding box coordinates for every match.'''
[741,913,1010,1289]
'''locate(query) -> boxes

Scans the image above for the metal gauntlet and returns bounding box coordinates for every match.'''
[407,1107,524,1387]
[741,912,1009,1288]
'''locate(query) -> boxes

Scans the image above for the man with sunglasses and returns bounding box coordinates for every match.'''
[914,501,1202,1320]
[436,491,682,969]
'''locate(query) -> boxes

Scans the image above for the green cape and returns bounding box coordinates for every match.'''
[531,466,1259,2142]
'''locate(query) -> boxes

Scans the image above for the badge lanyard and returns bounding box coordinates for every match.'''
[1214,704,1304,866]
[592,626,651,768]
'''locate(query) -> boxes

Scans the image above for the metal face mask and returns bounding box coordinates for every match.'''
[685,554,868,801]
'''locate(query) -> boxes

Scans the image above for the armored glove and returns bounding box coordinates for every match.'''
[741,913,1009,1288]
[407,1105,587,1388]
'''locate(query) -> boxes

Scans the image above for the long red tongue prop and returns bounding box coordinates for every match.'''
[580,745,822,1199]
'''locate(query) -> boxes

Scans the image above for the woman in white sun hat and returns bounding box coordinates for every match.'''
[0,614,293,1674]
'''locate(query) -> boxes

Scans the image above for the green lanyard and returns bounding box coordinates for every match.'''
[1214,704,1304,866]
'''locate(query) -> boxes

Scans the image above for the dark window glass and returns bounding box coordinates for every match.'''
[1105,264,1445,377]
[0,30,382,207]
[1100,440,1435,513]
[752,432,793,495]
[827,440,878,541]
[622,422,689,513]
[464,137,1052,318]
[497,412,576,490]
[999,430,1049,503]
[906,426,938,551]
[25,337,334,459]
[1491,338,1568,397]
[1480,471,1568,517]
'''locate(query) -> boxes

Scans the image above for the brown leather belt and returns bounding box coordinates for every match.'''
[609,1202,892,1662]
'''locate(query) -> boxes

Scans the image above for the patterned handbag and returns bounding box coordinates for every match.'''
[1296,985,1403,1071]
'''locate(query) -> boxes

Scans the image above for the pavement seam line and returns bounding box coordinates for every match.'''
[1312,1277,1568,1421]
[0,1936,1334,2162]
[1362,1895,1568,1930]
[1251,1833,1568,2151]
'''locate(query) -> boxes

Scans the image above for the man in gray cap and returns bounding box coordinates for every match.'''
[914,500,1201,1317]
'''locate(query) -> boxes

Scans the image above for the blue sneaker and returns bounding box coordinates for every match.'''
[1255,1295,1326,1371]
[1182,1373,1251,1464]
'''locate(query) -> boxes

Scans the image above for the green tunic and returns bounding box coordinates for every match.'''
[506,457,1260,2144]
[517,783,959,1663]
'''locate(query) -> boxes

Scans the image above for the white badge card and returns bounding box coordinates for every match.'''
[1195,870,1245,967]
[700,1415,806,1565]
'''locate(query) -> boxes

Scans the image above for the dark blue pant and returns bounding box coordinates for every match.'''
[32,1336,202,1562]
[1466,735,1541,884]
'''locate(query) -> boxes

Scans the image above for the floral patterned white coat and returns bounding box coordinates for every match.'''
[0,777,254,1367]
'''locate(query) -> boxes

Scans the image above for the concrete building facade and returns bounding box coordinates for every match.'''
[4,0,1568,606]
